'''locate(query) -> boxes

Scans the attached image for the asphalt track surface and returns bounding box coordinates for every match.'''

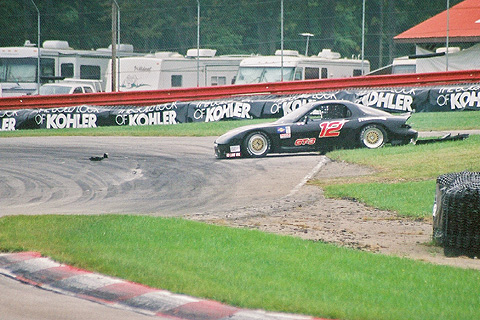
[0,136,323,217]
[0,136,326,319]
[0,272,156,320]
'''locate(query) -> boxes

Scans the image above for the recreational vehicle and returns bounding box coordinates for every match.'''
[105,49,248,92]
[0,40,136,96]
[370,45,477,75]
[391,57,417,74]
[234,49,370,84]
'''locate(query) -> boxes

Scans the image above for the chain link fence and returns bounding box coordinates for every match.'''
[4,0,464,71]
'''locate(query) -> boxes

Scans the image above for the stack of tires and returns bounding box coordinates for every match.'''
[433,171,480,257]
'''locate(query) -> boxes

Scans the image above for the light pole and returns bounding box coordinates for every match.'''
[111,1,117,91]
[196,0,200,87]
[113,0,120,89]
[446,0,450,71]
[30,0,40,92]
[299,33,314,56]
[111,0,121,91]
[280,0,284,81]
[361,0,366,75]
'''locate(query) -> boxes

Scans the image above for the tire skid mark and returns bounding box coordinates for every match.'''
[0,137,321,216]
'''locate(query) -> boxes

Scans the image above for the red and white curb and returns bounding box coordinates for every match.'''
[0,252,334,320]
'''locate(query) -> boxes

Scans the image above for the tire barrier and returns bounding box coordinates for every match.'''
[433,171,480,257]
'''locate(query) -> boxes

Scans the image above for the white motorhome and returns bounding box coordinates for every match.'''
[373,45,478,75]
[391,56,417,74]
[0,40,136,96]
[234,49,370,84]
[106,49,248,92]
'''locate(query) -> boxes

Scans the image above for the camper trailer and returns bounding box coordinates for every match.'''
[106,49,248,92]
[0,40,137,96]
[391,57,417,74]
[234,49,370,84]
[371,45,479,75]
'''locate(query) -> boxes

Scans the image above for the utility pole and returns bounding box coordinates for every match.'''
[361,0,365,75]
[196,0,200,87]
[446,0,450,71]
[111,1,118,92]
[280,0,284,81]
[113,0,120,90]
[30,0,40,92]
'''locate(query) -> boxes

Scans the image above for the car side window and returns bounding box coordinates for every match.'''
[73,87,83,94]
[308,107,325,120]
[325,104,351,119]
[84,86,93,93]
[309,104,351,120]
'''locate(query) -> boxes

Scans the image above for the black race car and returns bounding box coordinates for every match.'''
[214,100,418,158]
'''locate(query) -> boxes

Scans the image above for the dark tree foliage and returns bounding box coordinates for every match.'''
[2,0,464,69]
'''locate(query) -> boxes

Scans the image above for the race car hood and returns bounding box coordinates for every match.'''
[215,122,277,144]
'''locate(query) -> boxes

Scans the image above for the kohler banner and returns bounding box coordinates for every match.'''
[2,84,480,131]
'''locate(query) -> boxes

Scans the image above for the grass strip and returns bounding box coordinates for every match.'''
[407,110,480,131]
[0,119,271,138]
[0,111,479,138]
[1,214,480,320]
[323,180,436,218]
[313,135,480,218]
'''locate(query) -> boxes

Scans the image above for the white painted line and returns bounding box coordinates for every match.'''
[285,156,330,198]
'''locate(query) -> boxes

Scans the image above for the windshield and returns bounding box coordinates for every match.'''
[275,105,311,124]
[39,85,72,95]
[235,67,295,84]
[0,58,37,83]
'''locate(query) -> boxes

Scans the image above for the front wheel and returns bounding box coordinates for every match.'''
[359,125,386,149]
[244,132,271,157]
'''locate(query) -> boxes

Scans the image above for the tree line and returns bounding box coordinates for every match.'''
[1,0,463,70]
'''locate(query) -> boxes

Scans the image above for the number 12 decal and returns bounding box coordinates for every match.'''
[319,120,346,138]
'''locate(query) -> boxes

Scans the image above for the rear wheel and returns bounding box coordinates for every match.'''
[359,125,386,149]
[244,132,270,157]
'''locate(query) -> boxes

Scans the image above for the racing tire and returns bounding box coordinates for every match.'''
[243,131,271,157]
[359,125,386,149]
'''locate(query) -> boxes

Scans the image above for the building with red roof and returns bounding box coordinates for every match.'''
[389,0,480,73]
[394,0,480,43]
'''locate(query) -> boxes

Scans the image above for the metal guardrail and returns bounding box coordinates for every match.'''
[1,70,480,110]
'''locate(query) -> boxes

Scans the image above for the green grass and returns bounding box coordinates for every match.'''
[314,135,480,219]
[1,214,480,320]
[322,180,436,218]
[328,135,480,181]
[407,110,480,131]
[1,110,479,138]
[1,111,480,319]
[319,137,480,218]
[311,135,480,218]
[0,118,271,137]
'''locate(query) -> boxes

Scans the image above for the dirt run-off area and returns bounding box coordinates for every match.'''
[187,159,480,270]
